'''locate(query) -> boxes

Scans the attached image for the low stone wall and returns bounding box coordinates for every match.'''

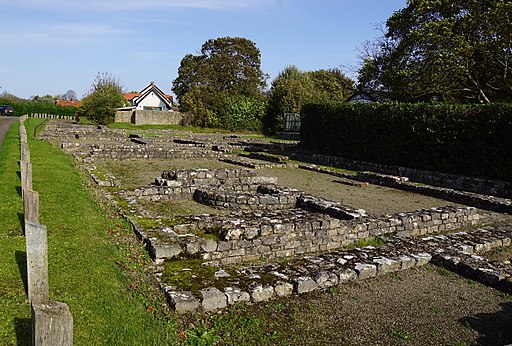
[133,110,183,125]
[121,168,277,201]
[114,111,132,123]
[115,110,184,125]
[292,152,512,199]
[162,222,512,313]
[89,143,226,160]
[299,164,512,214]
[193,186,299,211]
[138,206,480,265]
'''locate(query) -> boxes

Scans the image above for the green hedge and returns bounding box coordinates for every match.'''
[0,98,76,117]
[300,103,512,181]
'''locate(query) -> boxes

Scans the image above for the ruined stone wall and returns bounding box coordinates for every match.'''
[141,206,480,265]
[133,110,183,125]
[89,143,226,160]
[293,152,512,199]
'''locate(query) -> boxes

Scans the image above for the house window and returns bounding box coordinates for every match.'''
[143,106,162,111]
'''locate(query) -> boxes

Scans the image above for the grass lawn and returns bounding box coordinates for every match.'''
[0,119,178,345]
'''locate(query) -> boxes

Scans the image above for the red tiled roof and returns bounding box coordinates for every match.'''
[123,93,141,101]
[56,100,81,107]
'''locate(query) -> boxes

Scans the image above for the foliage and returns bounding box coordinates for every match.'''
[0,119,180,345]
[0,97,76,117]
[300,102,512,180]
[217,94,267,132]
[173,36,267,104]
[264,66,354,134]
[172,37,267,131]
[358,0,512,103]
[78,72,126,124]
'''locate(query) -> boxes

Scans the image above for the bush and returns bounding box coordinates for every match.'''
[300,102,512,181]
[0,98,76,117]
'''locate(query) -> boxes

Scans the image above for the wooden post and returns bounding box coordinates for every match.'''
[25,221,49,303]
[32,301,73,346]
[24,189,39,225]
[22,161,33,198]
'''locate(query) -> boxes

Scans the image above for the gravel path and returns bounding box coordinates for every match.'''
[0,116,18,148]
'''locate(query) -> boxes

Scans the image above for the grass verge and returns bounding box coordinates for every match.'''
[0,119,178,345]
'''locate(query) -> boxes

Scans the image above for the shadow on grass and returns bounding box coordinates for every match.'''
[14,317,31,346]
[17,212,24,231]
[16,184,22,198]
[460,302,512,345]
[15,250,28,297]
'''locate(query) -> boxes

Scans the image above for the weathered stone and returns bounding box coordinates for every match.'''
[293,276,318,294]
[354,263,377,279]
[225,287,250,305]
[248,283,275,303]
[199,238,218,252]
[476,268,506,285]
[336,268,357,282]
[201,287,227,311]
[214,270,230,278]
[411,253,432,266]
[274,281,293,297]
[398,255,416,270]
[313,271,339,287]
[373,257,401,274]
[167,291,200,313]
[153,243,182,259]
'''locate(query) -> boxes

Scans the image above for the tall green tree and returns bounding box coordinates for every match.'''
[359,0,512,103]
[172,37,267,130]
[79,73,125,124]
[172,36,267,105]
[264,66,354,134]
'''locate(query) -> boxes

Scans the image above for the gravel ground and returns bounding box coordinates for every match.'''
[259,167,463,215]
[233,264,512,346]
[93,154,512,345]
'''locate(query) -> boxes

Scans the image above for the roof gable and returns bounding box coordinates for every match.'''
[133,82,173,109]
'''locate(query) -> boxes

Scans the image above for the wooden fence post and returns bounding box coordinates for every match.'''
[32,301,73,346]
[25,221,49,303]
[24,189,39,225]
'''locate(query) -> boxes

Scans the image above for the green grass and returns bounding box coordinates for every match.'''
[0,119,290,346]
[0,119,178,345]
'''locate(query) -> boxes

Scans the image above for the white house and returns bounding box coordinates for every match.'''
[122,82,173,111]
[115,82,183,125]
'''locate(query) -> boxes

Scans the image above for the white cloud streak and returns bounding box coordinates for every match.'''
[0,0,275,11]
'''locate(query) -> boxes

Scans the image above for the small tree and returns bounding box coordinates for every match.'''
[79,73,125,124]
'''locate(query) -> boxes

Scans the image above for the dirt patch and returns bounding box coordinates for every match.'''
[197,264,512,346]
[96,158,239,190]
[259,167,462,216]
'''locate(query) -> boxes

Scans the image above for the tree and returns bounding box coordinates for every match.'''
[307,68,355,103]
[60,90,78,101]
[173,36,267,105]
[78,73,125,124]
[359,0,512,103]
[264,66,354,134]
[172,36,268,130]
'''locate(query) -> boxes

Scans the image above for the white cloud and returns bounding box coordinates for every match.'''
[0,22,128,45]
[0,0,275,11]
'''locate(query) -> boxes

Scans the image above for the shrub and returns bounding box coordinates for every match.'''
[300,102,512,181]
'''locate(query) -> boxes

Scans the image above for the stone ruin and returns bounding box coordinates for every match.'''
[39,120,512,313]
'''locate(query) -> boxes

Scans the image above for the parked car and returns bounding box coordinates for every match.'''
[0,105,14,116]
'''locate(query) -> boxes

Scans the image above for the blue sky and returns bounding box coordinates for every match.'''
[0,0,406,99]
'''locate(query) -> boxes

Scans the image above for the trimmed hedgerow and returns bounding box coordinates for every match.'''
[300,102,512,181]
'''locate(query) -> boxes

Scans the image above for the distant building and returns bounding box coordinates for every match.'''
[116,82,182,125]
[120,82,173,111]
[55,100,81,107]
[346,91,377,103]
